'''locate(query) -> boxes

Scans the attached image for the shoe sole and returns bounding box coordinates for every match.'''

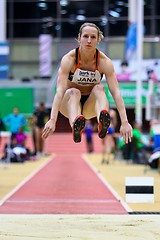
[98,110,111,139]
[73,116,86,143]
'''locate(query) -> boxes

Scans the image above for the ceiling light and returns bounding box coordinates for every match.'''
[108,10,120,18]
[100,16,108,26]
[60,0,68,7]
[76,15,86,21]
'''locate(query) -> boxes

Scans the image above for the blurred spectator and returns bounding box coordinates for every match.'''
[0,117,6,146]
[132,122,144,150]
[131,122,152,164]
[0,117,5,131]
[30,113,37,156]
[3,107,27,140]
[148,147,160,169]
[149,119,160,151]
[116,60,132,81]
[15,126,27,146]
[84,119,94,153]
[33,102,49,156]
[1,127,32,163]
[0,137,26,163]
[15,126,32,160]
[147,69,158,83]
[1,137,17,162]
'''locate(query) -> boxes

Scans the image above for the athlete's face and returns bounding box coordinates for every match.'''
[78,26,99,48]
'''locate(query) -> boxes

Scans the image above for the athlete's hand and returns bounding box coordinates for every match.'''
[120,121,132,144]
[41,119,56,139]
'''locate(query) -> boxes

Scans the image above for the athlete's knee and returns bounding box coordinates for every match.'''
[65,88,81,98]
[92,85,106,98]
[66,88,81,96]
[92,84,105,94]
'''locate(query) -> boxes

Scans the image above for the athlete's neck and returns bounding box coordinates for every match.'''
[79,47,96,62]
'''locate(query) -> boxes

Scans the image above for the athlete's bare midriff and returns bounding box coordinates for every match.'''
[67,79,98,95]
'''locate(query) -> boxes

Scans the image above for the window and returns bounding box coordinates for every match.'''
[7,0,160,38]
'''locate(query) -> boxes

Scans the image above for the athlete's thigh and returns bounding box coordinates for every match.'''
[59,92,82,118]
[82,94,96,119]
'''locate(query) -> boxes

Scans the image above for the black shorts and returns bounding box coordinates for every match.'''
[80,95,89,107]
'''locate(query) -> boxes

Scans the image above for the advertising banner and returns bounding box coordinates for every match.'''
[105,83,158,107]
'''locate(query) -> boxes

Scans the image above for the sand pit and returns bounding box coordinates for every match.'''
[0,214,160,240]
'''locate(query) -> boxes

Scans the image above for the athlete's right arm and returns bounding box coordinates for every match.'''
[42,53,74,139]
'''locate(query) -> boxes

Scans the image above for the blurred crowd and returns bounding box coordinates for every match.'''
[1,105,160,169]
[0,103,49,163]
[84,110,160,169]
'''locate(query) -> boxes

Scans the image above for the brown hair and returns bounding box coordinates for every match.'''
[78,22,104,42]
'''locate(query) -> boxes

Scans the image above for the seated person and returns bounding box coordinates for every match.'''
[132,122,153,164]
[0,138,26,163]
[147,69,158,83]
[15,126,31,160]
[148,147,160,169]
[15,126,27,146]
[1,127,30,162]
[116,60,132,81]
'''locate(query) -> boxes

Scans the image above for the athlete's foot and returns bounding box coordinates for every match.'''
[72,115,86,143]
[98,110,111,139]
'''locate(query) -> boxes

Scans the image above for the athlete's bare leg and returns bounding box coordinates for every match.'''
[60,85,110,141]
[82,84,109,119]
[82,85,110,138]
[60,88,85,142]
[60,88,82,126]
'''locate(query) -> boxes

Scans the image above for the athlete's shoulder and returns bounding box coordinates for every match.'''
[98,51,114,71]
[99,50,111,62]
[64,48,77,57]
[61,49,76,63]
[59,49,76,73]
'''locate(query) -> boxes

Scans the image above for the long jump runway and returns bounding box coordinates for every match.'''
[0,134,128,214]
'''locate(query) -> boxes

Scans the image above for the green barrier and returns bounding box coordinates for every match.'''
[105,82,157,106]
